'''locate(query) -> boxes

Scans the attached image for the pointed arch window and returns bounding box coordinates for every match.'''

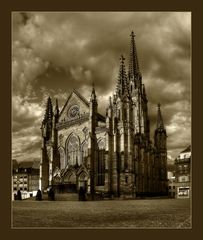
[66,135,80,166]
[82,141,88,165]
[59,147,65,169]
[97,139,105,186]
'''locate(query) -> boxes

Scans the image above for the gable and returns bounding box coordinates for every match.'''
[59,90,90,123]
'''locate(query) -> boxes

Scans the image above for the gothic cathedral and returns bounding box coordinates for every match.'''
[40,32,168,199]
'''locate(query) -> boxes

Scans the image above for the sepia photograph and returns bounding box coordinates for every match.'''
[11,11,191,229]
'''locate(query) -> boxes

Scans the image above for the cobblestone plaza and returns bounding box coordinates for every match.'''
[12,198,191,229]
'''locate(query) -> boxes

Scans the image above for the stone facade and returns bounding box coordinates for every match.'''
[40,32,168,199]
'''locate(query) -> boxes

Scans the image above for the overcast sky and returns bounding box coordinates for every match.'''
[12,12,191,163]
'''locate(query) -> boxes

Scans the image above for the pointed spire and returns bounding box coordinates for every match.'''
[90,80,97,102]
[156,103,164,129]
[116,55,129,97]
[43,96,53,122]
[128,31,141,80]
[54,98,59,116]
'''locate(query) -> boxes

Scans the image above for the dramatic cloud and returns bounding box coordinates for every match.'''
[12,12,191,162]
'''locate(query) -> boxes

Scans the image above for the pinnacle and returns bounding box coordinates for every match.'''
[157,103,164,129]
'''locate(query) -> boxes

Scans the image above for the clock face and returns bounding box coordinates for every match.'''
[68,105,80,119]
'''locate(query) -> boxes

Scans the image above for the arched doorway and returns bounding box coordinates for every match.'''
[63,171,77,193]
[97,138,105,186]
[52,175,62,193]
[78,171,88,193]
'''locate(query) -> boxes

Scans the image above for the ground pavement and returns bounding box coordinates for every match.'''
[12,197,191,229]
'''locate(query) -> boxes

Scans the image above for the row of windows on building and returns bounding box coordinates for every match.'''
[13,174,28,191]
[13,187,28,191]
[13,175,27,179]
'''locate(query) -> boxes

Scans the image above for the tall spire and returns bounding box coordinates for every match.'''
[128,31,141,80]
[156,103,164,129]
[116,55,129,97]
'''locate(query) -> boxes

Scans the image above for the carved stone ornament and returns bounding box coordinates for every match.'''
[68,105,80,119]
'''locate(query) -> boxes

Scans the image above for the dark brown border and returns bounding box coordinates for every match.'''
[1,0,202,239]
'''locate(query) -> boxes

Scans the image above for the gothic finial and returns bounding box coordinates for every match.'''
[130,30,135,38]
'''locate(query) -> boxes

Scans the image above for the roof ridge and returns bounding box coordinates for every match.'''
[59,89,90,118]
[73,89,90,106]
[180,145,191,153]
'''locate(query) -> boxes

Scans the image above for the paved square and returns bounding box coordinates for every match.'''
[12,198,191,229]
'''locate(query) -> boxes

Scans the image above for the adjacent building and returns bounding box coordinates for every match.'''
[40,31,168,199]
[167,146,191,198]
[12,160,40,200]
[174,146,191,198]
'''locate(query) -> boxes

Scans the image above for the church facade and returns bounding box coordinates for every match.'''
[39,32,168,199]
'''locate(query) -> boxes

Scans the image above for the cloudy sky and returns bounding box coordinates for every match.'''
[12,12,191,163]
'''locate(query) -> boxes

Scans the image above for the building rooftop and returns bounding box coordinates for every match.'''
[180,145,191,154]
[12,160,40,169]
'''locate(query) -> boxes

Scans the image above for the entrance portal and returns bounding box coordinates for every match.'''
[63,172,77,192]
[78,171,88,193]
